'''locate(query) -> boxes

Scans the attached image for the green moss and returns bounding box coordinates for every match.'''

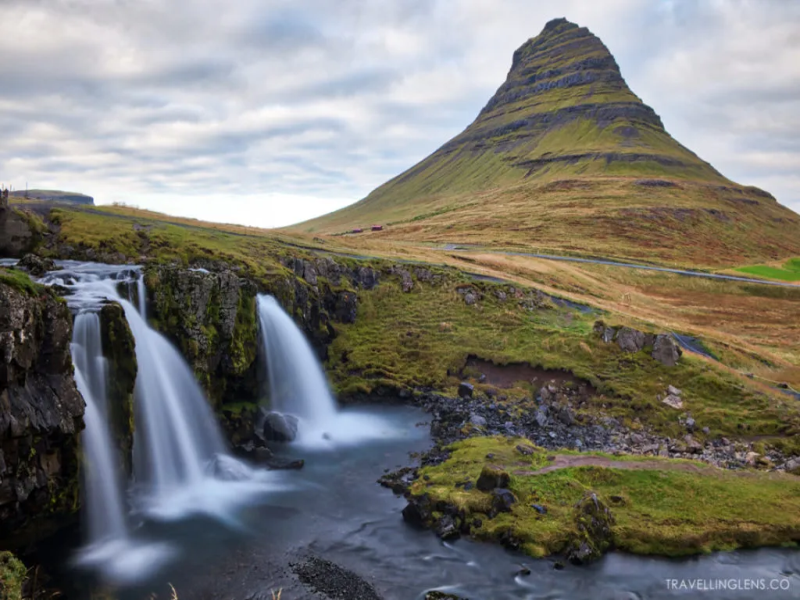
[229,293,257,375]
[0,552,27,600]
[413,437,800,559]
[0,268,45,296]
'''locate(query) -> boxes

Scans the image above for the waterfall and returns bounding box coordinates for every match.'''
[137,273,147,319]
[121,300,227,489]
[36,262,281,584]
[256,294,396,447]
[257,295,337,428]
[71,313,127,544]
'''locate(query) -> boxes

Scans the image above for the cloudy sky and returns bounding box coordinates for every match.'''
[1,0,798,227]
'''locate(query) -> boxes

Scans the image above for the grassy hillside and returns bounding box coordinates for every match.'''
[293,19,800,267]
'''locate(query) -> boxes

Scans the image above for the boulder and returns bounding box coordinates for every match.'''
[516,444,535,456]
[17,253,56,276]
[260,411,299,443]
[470,414,487,428]
[491,488,517,514]
[464,292,477,306]
[652,334,682,367]
[476,465,510,492]
[402,497,431,527]
[662,394,683,410]
[434,514,460,540]
[616,327,646,352]
[458,382,474,399]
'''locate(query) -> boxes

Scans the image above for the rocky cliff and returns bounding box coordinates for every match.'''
[0,271,84,545]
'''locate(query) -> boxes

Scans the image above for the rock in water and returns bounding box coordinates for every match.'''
[260,410,299,442]
[17,253,56,276]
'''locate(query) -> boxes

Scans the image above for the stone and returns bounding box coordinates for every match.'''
[517,566,532,576]
[534,408,549,428]
[402,497,431,527]
[531,504,547,514]
[662,394,683,410]
[702,426,710,435]
[652,334,682,367]
[516,444,535,456]
[616,327,646,352]
[685,436,703,454]
[491,488,517,513]
[785,458,800,474]
[458,381,474,398]
[434,514,460,540]
[335,291,358,324]
[425,592,465,600]
[470,414,487,428]
[476,465,510,492]
[0,280,84,541]
[17,253,56,276]
[745,451,760,466]
[566,492,615,565]
[260,411,299,443]
[464,292,477,306]
[685,417,696,431]
[667,385,682,396]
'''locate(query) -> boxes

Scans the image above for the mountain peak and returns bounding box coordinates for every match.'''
[294,19,800,266]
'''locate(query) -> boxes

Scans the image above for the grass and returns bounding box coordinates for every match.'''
[0,551,27,600]
[736,258,800,282]
[328,268,800,453]
[411,437,800,559]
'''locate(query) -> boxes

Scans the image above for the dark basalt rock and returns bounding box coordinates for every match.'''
[458,382,474,399]
[0,279,84,543]
[259,410,299,443]
[491,488,517,514]
[292,556,382,600]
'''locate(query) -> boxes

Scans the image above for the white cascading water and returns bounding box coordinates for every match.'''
[257,294,399,448]
[71,313,126,544]
[36,262,281,584]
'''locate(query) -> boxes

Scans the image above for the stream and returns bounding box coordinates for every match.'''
[73,406,800,599]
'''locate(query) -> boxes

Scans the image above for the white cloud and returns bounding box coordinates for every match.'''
[0,0,798,225]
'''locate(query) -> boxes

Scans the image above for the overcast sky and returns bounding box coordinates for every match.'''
[1,0,798,227]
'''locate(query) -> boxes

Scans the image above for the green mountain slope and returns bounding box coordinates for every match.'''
[294,18,800,267]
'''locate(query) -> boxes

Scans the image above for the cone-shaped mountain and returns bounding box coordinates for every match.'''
[294,18,800,266]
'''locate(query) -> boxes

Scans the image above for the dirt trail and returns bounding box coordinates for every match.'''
[515,454,717,476]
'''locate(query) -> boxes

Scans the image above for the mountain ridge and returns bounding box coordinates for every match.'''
[292,18,800,266]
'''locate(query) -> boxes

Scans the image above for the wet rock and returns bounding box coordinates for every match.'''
[517,565,532,576]
[458,382,474,398]
[17,253,56,276]
[425,592,465,600]
[476,465,510,492]
[402,496,432,528]
[616,327,646,353]
[267,458,305,470]
[434,514,460,540]
[260,411,299,443]
[379,467,417,495]
[652,334,682,367]
[0,280,84,540]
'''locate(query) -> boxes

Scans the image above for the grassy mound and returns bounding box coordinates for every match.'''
[412,437,800,558]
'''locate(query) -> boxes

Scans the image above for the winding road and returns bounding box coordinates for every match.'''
[443,246,800,288]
